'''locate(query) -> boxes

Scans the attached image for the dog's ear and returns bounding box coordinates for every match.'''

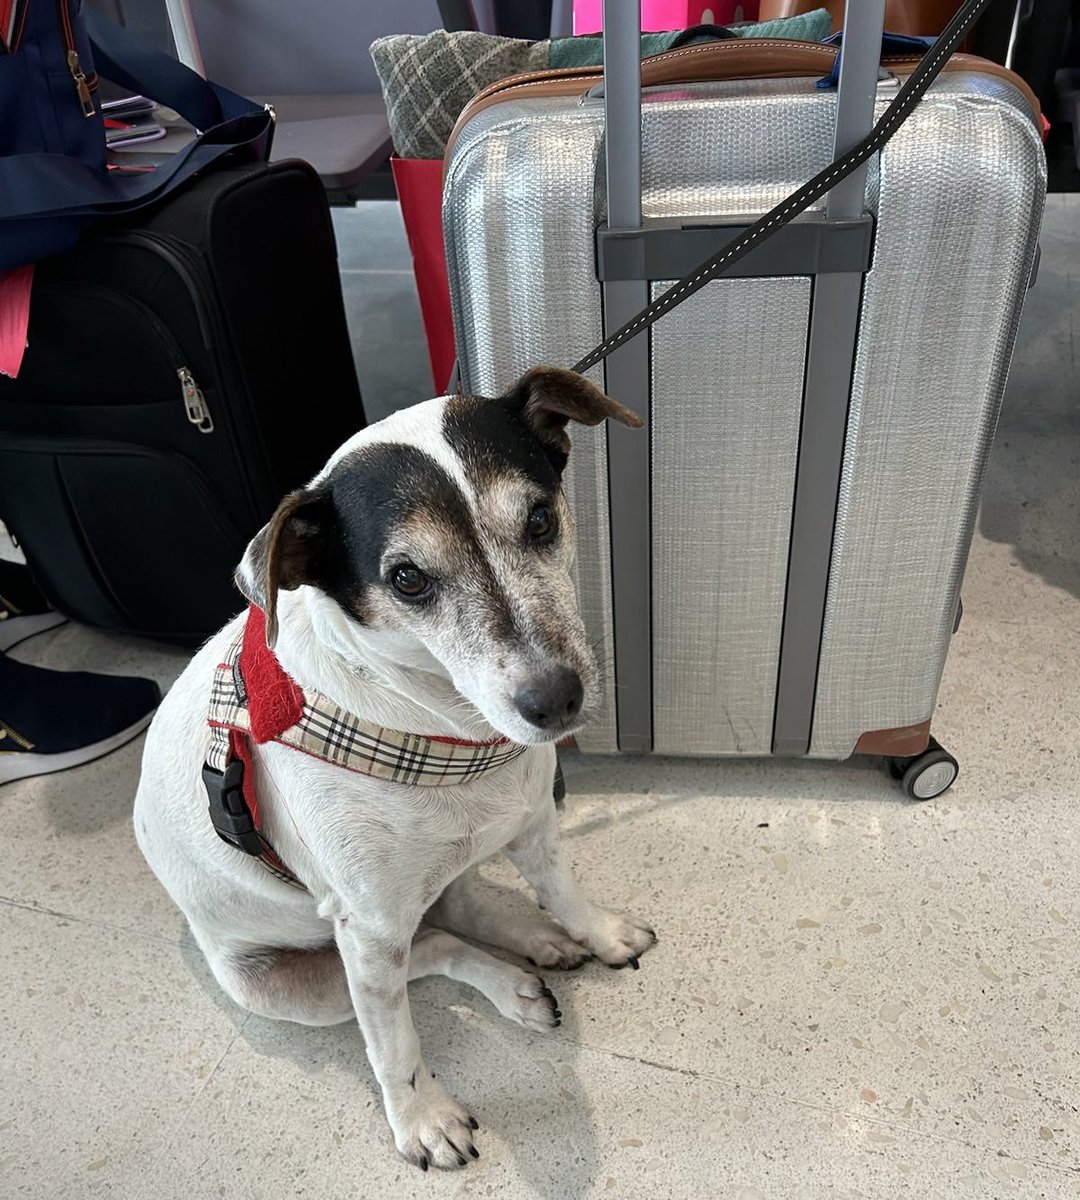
[505,366,644,466]
[235,487,331,648]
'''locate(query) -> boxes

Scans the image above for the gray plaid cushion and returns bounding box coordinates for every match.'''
[371,31,550,160]
[370,13,832,160]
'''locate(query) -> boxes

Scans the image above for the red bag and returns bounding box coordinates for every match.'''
[391,156,456,394]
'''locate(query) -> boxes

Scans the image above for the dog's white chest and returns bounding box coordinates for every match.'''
[254,738,553,905]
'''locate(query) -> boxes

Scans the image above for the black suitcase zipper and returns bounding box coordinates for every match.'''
[36,279,214,432]
[97,229,274,525]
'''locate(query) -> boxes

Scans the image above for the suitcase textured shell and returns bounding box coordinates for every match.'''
[444,69,1044,757]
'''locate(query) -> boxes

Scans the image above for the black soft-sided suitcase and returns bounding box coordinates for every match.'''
[0,159,365,645]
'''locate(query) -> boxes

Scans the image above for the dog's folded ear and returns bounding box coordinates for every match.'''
[505,366,644,462]
[235,487,331,648]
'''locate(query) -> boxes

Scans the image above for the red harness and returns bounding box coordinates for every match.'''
[202,607,520,889]
[201,608,311,887]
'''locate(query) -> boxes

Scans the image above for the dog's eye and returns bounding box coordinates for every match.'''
[526,504,556,543]
[390,565,432,600]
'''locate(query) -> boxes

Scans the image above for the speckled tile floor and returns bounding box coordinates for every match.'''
[1,198,1078,1200]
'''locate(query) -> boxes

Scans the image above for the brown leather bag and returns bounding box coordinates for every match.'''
[757,0,964,35]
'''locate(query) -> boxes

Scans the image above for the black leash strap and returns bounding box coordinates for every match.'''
[572,0,995,375]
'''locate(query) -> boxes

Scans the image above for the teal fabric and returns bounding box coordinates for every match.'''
[737,11,833,40]
[548,10,833,70]
[551,32,685,69]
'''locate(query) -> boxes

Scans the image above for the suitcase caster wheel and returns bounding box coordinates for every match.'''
[553,758,566,809]
[888,737,959,800]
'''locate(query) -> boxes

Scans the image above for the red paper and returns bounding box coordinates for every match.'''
[0,264,34,380]
[391,156,456,394]
[1,0,17,50]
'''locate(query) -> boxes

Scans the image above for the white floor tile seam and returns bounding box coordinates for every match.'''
[139,1015,255,1182]
[554,1033,1080,1181]
[0,894,192,951]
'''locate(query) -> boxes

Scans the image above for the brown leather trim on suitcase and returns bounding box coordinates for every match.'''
[853,719,931,757]
[446,42,1040,166]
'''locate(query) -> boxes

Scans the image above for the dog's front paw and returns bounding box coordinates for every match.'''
[575,908,657,969]
[388,1076,479,1171]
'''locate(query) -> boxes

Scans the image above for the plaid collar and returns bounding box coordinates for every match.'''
[203,608,527,890]
[206,607,527,788]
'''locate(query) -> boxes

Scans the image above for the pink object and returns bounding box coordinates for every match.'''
[573,0,759,33]
[391,155,457,394]
[0,264,33,380]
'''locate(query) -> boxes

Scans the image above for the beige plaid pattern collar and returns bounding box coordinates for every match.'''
[207,630,527,787]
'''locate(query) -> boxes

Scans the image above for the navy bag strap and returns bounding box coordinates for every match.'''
[0,10,274,270]
[84,10,235,131]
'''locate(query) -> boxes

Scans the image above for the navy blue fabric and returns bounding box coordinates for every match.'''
[817,30,935,90]
[0,0,105,162]
[0,3,272,270]
[0,651,160,755]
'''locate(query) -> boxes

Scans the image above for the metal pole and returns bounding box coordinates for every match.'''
[772,0,888,756]
[164,0,205,77]
[601,0,652,751]
[602,0,641,230]
[826,0,888,219]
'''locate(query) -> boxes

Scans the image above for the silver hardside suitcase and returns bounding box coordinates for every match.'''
[443,2,1045,788]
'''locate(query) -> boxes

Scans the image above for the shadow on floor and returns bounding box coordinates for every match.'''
[978,431,1080,600]
[176,906,604,1199]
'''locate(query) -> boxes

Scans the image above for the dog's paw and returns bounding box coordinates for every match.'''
[389,1077,479,1171]
[523,921,593,971]
[576,908,657,969]
[492,969,562,1033]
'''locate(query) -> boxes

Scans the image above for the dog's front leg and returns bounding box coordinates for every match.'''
[333,915,477,1170]
[505,804,656,968]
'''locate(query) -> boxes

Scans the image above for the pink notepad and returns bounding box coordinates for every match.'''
[0,264,34,380]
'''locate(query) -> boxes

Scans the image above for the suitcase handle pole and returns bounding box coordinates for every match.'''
[828,0,888,220]
[576,0,998,373]
[599,0,649,751]
[601,0,642,230]
[598,1,885,235]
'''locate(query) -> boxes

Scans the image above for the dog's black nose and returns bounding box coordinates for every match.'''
[514,668,584,731]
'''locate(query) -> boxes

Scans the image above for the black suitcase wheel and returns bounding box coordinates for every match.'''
[887,737,959,801]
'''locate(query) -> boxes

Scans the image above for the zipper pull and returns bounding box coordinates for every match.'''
[67,51,96,118]
[179,368,214,433]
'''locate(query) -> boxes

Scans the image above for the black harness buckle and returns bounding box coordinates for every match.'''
[203,759,263,856]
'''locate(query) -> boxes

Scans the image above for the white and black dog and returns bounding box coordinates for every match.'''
[135,367,656,1170]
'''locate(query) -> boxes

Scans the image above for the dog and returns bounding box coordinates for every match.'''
[134,366,656,1170]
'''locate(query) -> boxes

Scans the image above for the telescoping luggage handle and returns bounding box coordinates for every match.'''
[575,0,996,374]
[586,0,1000,756]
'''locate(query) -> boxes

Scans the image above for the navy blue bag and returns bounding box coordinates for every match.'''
[0,1,274,270]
